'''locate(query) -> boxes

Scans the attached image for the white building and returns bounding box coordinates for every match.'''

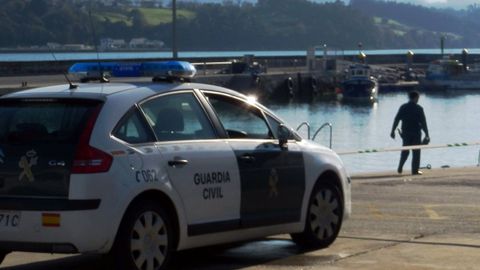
[100,38,127,50]
[129,38,165,49]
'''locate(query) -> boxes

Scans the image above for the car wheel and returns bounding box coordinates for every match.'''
[291,183,343,249]
[111,200,175,270]
[0,250,9,265]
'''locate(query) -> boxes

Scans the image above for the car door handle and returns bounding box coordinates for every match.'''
[168,159,189,167]
[239,154,255,163]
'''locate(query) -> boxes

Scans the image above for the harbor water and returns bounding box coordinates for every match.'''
[269,92,480,174]
[2,48,480,62]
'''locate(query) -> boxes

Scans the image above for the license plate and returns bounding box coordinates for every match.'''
[0,211,21,229]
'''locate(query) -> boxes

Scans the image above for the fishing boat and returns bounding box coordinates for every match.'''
[338,63,378,102]
[420,58,480,91]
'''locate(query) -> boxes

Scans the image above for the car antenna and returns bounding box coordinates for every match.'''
[88,2,109,83]
[48,46,78,90]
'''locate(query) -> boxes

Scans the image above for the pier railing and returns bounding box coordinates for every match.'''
[296,121,480,168]
[296,122,333,149]
[312,123,333,149]
[336,141,480,155]
[337,142,480,169]
[296,122,311,140]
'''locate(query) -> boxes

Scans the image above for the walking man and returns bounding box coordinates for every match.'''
[390,91,430,175]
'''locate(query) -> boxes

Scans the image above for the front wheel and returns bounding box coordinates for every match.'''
[111,200,175,270]
[291,183,343,249]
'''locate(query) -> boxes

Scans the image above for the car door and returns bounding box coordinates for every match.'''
[203,92,305,228]
[139,90,241,236]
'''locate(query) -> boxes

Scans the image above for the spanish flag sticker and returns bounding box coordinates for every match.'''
[42,213,61,227]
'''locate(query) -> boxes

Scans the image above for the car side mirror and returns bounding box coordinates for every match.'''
[277,124,291,149]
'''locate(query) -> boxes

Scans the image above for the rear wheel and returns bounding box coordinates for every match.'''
[291,183,343,249]
[111,200,175,270]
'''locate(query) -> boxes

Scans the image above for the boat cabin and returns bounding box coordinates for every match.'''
[347,64,372,80]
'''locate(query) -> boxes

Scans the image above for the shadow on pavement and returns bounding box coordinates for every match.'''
[340,235,480,249]
[1,238,315,270]
[1,255,106,270]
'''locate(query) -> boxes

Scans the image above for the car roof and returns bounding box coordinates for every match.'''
[0,81,282,123]
[1,81,247,101]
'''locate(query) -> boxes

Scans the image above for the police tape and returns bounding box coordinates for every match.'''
[337,142,480,155]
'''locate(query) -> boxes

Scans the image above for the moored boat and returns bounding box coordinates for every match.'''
[420,57,480,91]
[338,63,378,102]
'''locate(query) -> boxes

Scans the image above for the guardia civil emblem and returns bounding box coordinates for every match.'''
[18,150,38,182]
[269,168,279,198]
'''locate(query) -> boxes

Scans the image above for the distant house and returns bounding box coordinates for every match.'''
[102,0,115,6]
[129,38,164,49]
[100,38,127,50]
[129,0,141,7]
[112,39,127,48]
[145,40,165,49]
[63,44,90,50]
[140,0,164,8]
[71,0,164,8]
[46,43,62,49]
[129,38,147,48]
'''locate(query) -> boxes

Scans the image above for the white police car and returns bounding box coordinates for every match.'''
[0,62,351,270]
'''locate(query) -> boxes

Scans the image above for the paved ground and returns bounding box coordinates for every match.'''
[2,167,480,269]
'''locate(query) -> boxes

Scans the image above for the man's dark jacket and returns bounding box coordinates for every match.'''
[392,102,429,137]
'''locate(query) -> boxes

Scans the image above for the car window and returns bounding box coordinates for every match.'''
[113,108,155,144]
[265,114,281,138]
[265,114,300,141]
[205,93,273,139]
[140,92,216,142]
[0,99,101,144]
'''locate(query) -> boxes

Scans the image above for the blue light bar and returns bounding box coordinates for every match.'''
[142,61,196,78]
[68,61,197,81]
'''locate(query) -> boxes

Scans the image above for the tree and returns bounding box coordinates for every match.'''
[26,0,49,16]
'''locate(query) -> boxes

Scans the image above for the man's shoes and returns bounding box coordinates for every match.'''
[397,167,403,174]
[413,170,423,175]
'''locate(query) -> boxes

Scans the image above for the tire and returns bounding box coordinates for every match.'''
[111,200,175,270]
[291,183,343,249]
[0,250,9,265]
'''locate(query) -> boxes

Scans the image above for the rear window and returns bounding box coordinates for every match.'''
[0,98,102,144]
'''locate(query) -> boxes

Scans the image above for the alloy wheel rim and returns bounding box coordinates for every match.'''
[309,188,340,240]
[130,211,168,270]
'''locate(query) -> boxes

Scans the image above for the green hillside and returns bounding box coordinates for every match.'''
[351,0,480,48]
[373,17,411,36]
[95,7,196,26]
[1,0,480,50]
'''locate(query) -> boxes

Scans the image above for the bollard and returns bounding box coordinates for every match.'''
[477,150,480,167]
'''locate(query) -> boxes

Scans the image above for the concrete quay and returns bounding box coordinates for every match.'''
[2,167,480,269]
[0,52,474,76]
[0,70,338,102]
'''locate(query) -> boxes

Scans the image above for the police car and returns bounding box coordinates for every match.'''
[0,61,351,270]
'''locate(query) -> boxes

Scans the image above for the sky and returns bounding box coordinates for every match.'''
[192,0,478,9]
[389,0,478,8]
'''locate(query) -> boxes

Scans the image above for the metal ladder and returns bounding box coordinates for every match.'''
[296,122,333,149]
